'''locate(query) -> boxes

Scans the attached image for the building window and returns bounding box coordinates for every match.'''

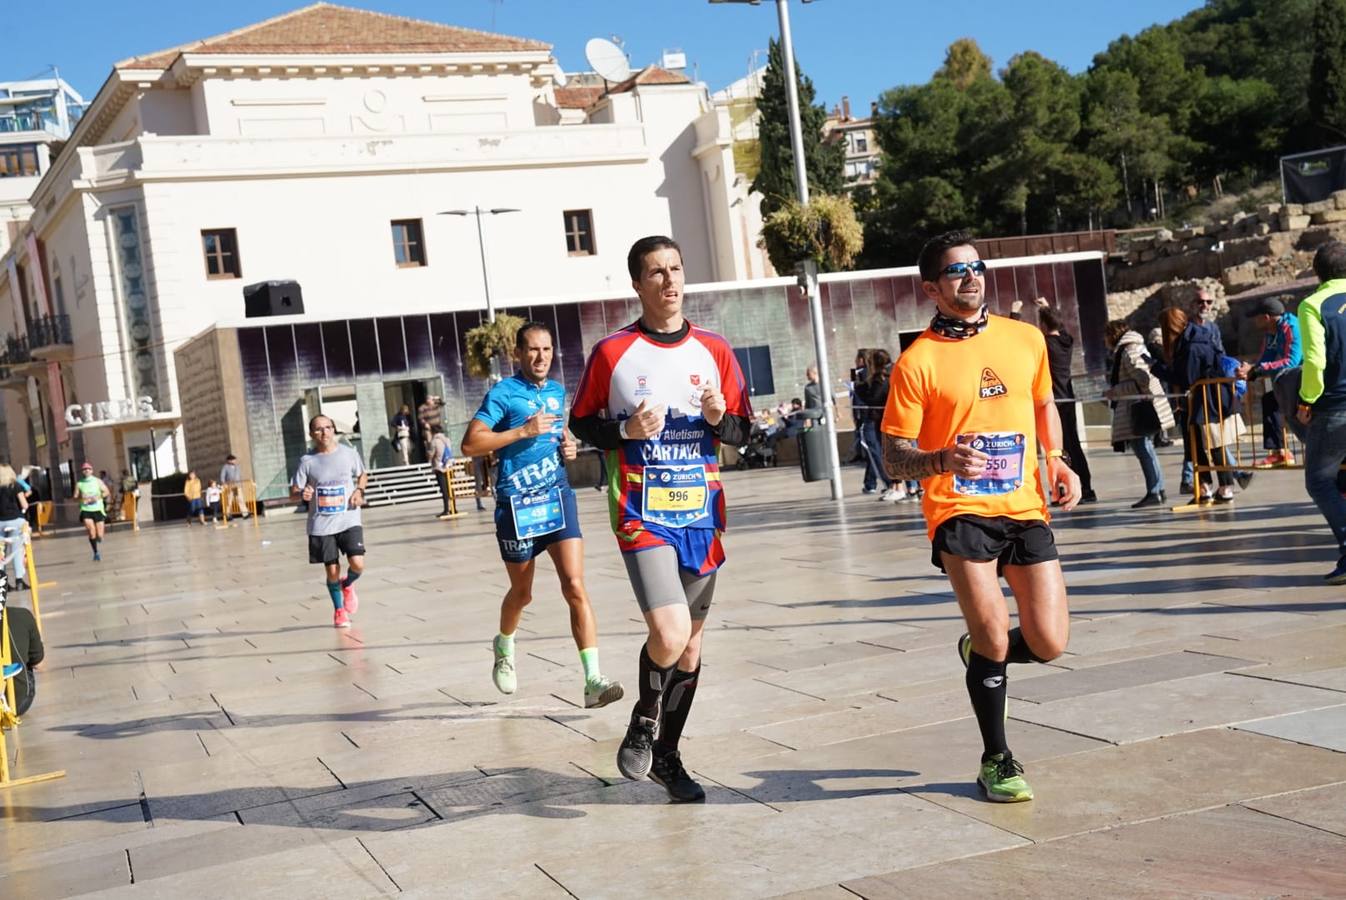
[854,134,868,154]
[563,209,596,256]
[733,345,775,396]
[391,219,427,267]
[0,144,39,177]
[201,228,241,279]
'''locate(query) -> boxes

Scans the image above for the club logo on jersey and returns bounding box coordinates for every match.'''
[690,374,701,387]
[979,367,1007,399]
[546,396,560,411]
[635,375,652,397]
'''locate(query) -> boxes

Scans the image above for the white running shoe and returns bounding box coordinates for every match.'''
[880,488,905,502]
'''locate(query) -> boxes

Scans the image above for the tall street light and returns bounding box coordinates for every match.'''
[437,206,520,324]
[709,0,843,501]
[438,206,520,381]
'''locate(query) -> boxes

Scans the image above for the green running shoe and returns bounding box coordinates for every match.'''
[492,637,516,695]
[977,753,1033,803]
[584,675,624,709]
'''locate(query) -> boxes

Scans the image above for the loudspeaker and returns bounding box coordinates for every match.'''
[243,280,304,318]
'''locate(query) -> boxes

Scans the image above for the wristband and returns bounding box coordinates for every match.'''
[1045,449,1064,460]
[618,419,630,440]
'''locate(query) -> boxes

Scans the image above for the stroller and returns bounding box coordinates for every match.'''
[737,417,780,469]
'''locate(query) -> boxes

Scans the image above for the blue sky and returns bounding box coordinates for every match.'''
[11,1,1204,109]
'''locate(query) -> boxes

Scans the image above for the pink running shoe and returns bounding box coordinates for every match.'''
[342,584,359,616]
[333,608,351,629]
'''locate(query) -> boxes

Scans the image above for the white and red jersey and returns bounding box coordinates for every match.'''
[571,321,751,573]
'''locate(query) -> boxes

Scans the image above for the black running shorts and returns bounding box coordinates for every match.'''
[309,526,366,565]
[931,514,1057,573]
[79,510,106,523]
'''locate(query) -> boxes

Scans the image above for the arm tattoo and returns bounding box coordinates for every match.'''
[881,434,944,481]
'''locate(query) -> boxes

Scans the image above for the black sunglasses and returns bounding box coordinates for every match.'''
[941,260,988,279]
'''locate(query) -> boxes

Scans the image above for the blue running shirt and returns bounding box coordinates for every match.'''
[473,374,571,499]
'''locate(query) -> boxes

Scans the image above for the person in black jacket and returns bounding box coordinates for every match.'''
[1011,299,1097,503]
[1,603,42,715]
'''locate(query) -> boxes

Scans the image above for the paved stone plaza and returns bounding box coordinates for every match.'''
[1,448,1345,898]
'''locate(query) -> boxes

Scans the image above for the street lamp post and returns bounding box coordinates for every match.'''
[709,0,843,501]
[439,206,520,380]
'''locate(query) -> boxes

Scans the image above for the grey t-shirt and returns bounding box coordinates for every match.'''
[292,445,365,536]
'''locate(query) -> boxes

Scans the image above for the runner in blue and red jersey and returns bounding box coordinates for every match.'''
[570,235,751,802]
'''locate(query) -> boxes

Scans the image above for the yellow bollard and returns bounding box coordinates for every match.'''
[22,525,40,635]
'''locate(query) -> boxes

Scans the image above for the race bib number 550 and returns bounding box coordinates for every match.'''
[953,432,1026,496]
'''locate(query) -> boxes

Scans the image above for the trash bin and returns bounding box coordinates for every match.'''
[798,427,831,483]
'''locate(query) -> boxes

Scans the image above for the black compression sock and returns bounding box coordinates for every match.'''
[1006,627,1048,665]
[654,664,700,756]
[966,651,1010,762]
[89,536,98,553]
[634,643,673,720]
[341,570,362,589]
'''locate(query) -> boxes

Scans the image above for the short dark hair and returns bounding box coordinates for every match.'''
[307,415,334,431]
[431,424,443,435]
[627,235,682,280]
[514,320,555,350]
[225,454,237,461]
[1104,318,1130,347]
[1314,240,1346,282]
[1038,306,1062,333]
[918,229,977,282]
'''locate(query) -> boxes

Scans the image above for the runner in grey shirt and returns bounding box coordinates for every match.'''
[291,416,368,628]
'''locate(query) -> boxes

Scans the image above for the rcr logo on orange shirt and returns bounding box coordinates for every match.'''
[979,368,1008,399]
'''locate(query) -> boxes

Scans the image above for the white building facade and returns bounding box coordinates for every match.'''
[0,3,754,496]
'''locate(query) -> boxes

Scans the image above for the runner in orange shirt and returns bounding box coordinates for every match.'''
[880,229,1080,803]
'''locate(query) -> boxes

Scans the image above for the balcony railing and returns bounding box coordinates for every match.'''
[0,110,59,134]
[0,335,31,367]
[28,314,71,350]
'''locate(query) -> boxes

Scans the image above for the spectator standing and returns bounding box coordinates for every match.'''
[0,603,42,716]
[801,365,824,424]
[1296,241,1346,585]
[1013,298,1097,504]
[1237,298,1302,467]
[219,454,247,518]
[417,395,444,458]
[430,424,455,520]
[1172,291,1242,502]
[392,404,415,467]
[1105,321,1174,508]
[205,480,223,522]
[183,471,206,526]
[0,465,29,590]
[862,349,905,501]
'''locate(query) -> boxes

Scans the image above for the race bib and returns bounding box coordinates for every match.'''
[510,487,565,539]
[642,464,710,528]
[315,485,348,515]
[953,432,1026,496]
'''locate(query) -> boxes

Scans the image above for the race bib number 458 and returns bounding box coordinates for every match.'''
[953,432,1026,496]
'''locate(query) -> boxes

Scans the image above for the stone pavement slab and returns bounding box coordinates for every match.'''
[842,805,1346,898]
[3,452,1345,895]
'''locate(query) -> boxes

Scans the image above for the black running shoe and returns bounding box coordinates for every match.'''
[649,750,705,803]
[616,713,657,780]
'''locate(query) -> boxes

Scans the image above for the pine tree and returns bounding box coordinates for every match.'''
[751,38,844,217]
[1309,0,1346,141]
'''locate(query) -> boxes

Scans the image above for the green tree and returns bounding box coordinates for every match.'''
[751,38,844,217]
[935,37,992,89]
[1309,0,1346,141]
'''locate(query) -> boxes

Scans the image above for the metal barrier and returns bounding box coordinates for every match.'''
[220,482,260,528]
[1175,375,1312,512]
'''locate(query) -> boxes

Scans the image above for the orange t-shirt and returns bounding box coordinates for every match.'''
[880,315,1053,540]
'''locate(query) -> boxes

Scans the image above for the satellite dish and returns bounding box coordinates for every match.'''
[585,37,631,83]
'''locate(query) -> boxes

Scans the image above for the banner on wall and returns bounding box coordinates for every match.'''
[24,234,51,318]
[1281,145,1346,204]
[47,362,67,445]
[4,258,24,337]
